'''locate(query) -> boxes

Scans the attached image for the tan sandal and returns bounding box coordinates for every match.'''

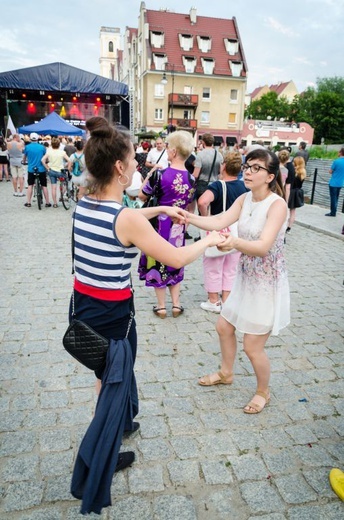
[198,370,233,386]
[172,305,184,318]
[243,390,270,414]
[153,306,167,319]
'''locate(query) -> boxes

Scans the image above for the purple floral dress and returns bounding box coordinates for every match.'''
[138,167,195,288]
[221,192,290,335]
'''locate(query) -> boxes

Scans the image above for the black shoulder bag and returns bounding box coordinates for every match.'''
[62,215,133,371]
[195,150,217,200]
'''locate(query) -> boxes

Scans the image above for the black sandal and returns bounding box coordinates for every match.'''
[153,306,167,319]
[115,451,135,473]
[172,305,184,318]
[24,203,31,207]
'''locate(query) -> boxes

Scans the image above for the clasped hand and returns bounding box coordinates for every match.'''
[216,232,236,252]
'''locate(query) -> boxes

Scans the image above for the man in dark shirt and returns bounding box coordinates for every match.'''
[294,141,309,164]
[64,137,76,157]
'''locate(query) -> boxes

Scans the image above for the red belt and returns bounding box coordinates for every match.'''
[74,279,132,301]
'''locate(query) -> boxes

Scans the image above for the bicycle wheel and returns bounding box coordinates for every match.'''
[35,178,42,210]
[61,180,71,210]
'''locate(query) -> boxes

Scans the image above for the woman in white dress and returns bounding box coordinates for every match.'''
[185,148,290,414]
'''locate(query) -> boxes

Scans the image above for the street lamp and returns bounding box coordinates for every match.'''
[161,65,175,130]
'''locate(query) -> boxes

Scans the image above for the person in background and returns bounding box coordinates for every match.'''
[70,116,225,490]
[145,138,169,171]
[198,152,248,313]
[325,147,344,217]
[7,134,25,196]
[287,156,306,232]
[23,132,51,208]
[42,137,70,207]
[64,137,76,157]
[69,140,88,198]
[135,141,151,179]
[138,130,198,319]
[294,141,309,164]
[185,148,290,415]
[278,149,291,204]
[0,137,10,181]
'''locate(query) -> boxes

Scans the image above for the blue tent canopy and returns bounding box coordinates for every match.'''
[0,62,128,96]
[18,111,84,136]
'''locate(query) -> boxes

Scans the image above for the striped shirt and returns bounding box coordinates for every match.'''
[74,197,138,290]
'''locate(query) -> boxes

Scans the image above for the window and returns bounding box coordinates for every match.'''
[108,41,114,53]
[201,58,214,75]
[230,89,238,102]
[202,87,211,101]
[184,86,193,94]
[155,84,164,97]
[150,31,164,48]
[197,36,211,53]
[183,56,196,73]
[201,111,210,124]
[225,39,239,55]
[230,61,243,77]
[228,113,236,124]
[179,34,193,51]
[183,109,192,119]
[155,108,163,120]
[153,53,166,70]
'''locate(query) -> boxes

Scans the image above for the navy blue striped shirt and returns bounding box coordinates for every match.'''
[74,197,138,289]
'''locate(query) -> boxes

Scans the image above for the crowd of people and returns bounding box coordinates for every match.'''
[1,132,88,206]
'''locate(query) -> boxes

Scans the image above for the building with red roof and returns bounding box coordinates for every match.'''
[119,4,248,145]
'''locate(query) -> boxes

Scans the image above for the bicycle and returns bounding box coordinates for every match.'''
[33,167,43,210]
[59,169,79,210]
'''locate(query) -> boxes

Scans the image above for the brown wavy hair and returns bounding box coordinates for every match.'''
[85,117,132,194]
[246,148,285,199]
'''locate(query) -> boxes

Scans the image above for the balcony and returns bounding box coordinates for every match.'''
[169,118,198,130]
[168,93,198,107]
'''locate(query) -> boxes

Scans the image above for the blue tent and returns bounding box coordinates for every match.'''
[18,111,84,136]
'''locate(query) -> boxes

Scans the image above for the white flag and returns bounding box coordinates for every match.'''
[6,115,16,137]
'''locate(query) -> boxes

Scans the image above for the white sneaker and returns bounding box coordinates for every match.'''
[200,300,222,313]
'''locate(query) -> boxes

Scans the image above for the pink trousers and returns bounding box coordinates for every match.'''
[203,252,241,293]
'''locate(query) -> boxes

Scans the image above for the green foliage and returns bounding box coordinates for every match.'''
[246,77,344,144]
[308,146,339,159]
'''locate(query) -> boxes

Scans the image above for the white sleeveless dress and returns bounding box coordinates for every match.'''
[221,191,290,336]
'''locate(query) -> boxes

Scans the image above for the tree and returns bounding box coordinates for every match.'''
[317,76,344,97]
[312,91,344,144]
[289,88,316,127]
[245,91,291,120]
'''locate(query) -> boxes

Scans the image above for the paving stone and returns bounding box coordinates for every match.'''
[40,451,74,477]
[2,481,44,512]
[44,475,74,502]
[39,429,71,452]
[284,424,318,444]
[0,411,26,432]
[229,454,269,481]
[128,466,164,493]
[153,495,197,520]
[0,431,37,456]
[15,507,63,519]
[262,450,298,475]
[201,460,233,484]
[288,502,344,520]
[137,437,171,460]
[167,460,200,485]
[108,496,152,519]
[2,455,39,482]
[240,481,284,513]
[274,474,318,504]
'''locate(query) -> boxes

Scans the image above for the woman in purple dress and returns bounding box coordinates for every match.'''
[138,130,195,318]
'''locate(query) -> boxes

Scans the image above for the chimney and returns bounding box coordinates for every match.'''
[190,7,197,24]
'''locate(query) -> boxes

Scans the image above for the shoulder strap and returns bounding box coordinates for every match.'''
[221,180,227,212]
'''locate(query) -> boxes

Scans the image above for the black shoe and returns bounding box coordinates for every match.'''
[325,213,336,217]
[123,421,140,438]
[194,236,201,242]
[185,231,193,240]
[115,451,135,473]
[286,227,291,233]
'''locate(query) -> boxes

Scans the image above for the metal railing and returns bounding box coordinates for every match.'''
[304,159,344,213]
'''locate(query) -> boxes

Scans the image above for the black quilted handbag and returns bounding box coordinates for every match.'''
[63,319,109,371]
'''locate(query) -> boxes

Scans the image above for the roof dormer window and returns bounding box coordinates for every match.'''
[150,31,164,49]
[153,53,167,70]
[197,36,211,53]
[201,58,215,75]
[179,34,193,51]
[182,56,197,73]
[225,39,239,55]
[230,61,243,77]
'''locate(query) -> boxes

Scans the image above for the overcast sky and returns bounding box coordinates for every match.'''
[1,0,342,94]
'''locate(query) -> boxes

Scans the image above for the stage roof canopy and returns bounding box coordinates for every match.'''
[0,62,128,96]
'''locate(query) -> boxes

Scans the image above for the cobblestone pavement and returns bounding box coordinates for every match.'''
[1,181,344,520]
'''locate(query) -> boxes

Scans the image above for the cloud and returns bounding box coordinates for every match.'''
[293,57,312,66]
[265,17,298,37]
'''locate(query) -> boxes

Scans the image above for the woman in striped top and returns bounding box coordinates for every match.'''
[71,117,225,471]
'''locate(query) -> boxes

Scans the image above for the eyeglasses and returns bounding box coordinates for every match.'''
[241,163,271,174]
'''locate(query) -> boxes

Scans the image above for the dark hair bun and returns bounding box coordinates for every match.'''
[86,117,112,138]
